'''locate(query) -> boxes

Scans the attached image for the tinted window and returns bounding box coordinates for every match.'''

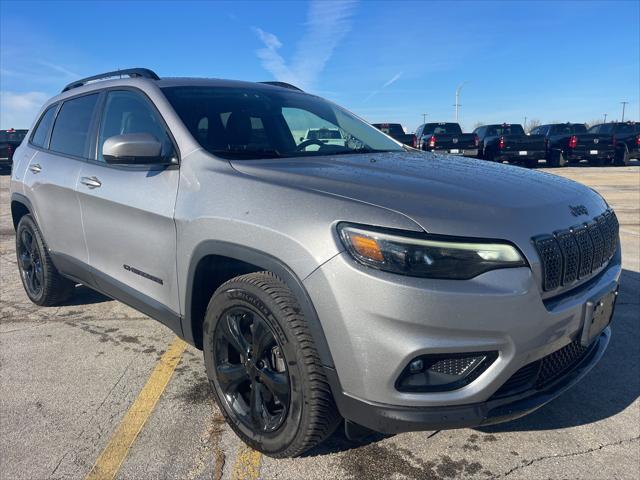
[597,124,615,134]
[162,86,402,159]
[0,129,28,143]
[50,94,99,157]
[31,106,57,147]
[97,90,174,162]
[614,123,636,134]
[422,123,462,135]
[373,124,405,136]
[551,124,587,135]
[488,125,525,136]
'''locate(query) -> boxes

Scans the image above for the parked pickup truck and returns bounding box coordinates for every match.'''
[415,122,478,157]
[530,123,614,167]
[473,124,545,168]
[372,123,416,147]
[588,122,639,166]
[0,128,28,170]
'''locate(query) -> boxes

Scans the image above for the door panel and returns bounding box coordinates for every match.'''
[77,89,180,315]
[24,150,87,264]
[77,164,180,313]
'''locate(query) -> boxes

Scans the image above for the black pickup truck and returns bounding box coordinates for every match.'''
[0,129,28,170]
[530,123,614,167]
[415,122,478,157]
[473,123,545,168]
[588,122,639,166]
[372,123,416,147]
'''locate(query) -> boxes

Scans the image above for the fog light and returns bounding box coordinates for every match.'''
[409,359,424,373]
[396,352,498,392]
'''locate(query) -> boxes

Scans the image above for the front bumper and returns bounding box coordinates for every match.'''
[325,328,609,433]
[305,249,621,429]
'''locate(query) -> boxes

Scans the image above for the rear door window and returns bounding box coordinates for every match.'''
[30,105,58,148]
[50,93,100,158]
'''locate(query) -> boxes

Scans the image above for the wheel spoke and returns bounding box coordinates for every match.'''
[221,313,249,355]
[216,363,248,393]
[250,317,271,358]
[33,263,44,289]
[258,368,290,406]
[249,380,267,430]
[19,251,32,269]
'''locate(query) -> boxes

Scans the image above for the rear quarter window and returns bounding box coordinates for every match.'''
[30,105,58,148]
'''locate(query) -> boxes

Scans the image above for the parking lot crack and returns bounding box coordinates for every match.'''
[498,435,640,478]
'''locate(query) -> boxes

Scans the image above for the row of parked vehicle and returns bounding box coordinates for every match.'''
[373,121,640,168]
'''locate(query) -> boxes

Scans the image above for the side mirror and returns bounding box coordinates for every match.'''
[102,133,164,165]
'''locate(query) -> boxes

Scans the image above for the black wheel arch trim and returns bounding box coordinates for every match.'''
[10,192,35,229]
[183,240,335,369]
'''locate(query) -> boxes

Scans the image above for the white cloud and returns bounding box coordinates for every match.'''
[363,71,403,102]
[254,0,357,90]
[382,72,403,88]
[0,91,49,129]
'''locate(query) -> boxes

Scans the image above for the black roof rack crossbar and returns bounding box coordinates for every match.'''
[259,81,304,92]
[61,68,160,93]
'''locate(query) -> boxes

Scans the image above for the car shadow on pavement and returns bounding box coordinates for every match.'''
[62,284,111,306]
[479,268,640,433]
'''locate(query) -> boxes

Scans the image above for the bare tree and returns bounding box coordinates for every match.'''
[526,119,541,133]
[472,121,485,130]
[586,119,603,128]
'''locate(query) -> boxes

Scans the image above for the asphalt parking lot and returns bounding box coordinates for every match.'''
[1,165,639,480]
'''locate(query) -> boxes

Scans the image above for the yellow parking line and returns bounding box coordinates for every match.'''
[232,445,262,480]
[85,337,187,480]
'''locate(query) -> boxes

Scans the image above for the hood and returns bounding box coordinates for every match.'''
[230,151,607,246]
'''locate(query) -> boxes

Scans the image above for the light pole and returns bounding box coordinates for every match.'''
[422,113,428,124]
[524,116,527,132]
[454,81,468,123]
[603,113,608,124]
[620,101,628,122]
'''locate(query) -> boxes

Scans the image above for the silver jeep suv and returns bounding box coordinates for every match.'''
[10,68,621,457]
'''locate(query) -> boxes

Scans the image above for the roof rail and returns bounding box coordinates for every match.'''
[61,68,160,93]
[259,81,304,92]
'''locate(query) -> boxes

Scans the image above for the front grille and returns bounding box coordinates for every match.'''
[492,340,594,399]
[533,209,619,292]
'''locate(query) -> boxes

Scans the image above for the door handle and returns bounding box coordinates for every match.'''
[80,176,102,189]
[29,164,42,174]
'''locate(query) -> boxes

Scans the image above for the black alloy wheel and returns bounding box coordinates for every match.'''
[213,306,290,433]
[18,227,44,299]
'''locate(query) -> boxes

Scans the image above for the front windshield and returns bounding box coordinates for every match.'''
[162,86,403,159]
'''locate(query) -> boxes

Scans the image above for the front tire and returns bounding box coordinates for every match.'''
[16,214,75,306]
[203,271,340,458]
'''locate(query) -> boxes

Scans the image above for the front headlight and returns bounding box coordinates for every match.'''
[338,223,527,279]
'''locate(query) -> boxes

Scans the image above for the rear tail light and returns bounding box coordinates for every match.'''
[7,145,13,159]
[568,135,578,149]
[412,135,417,148]
[498,136,505,149]
[636,135,640,146]
[428,135,436,148]
[612,135,616,146]
[474,134,479,147]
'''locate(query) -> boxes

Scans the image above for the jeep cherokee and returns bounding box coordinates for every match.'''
[9,68,621,457]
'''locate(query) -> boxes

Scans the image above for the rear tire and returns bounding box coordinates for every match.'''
[614,146,631,166]
[203,271,341,458]
[548,150,568,168]
[16,214,75,306]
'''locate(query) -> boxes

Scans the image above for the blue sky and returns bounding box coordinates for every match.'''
[1,0,638,131]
